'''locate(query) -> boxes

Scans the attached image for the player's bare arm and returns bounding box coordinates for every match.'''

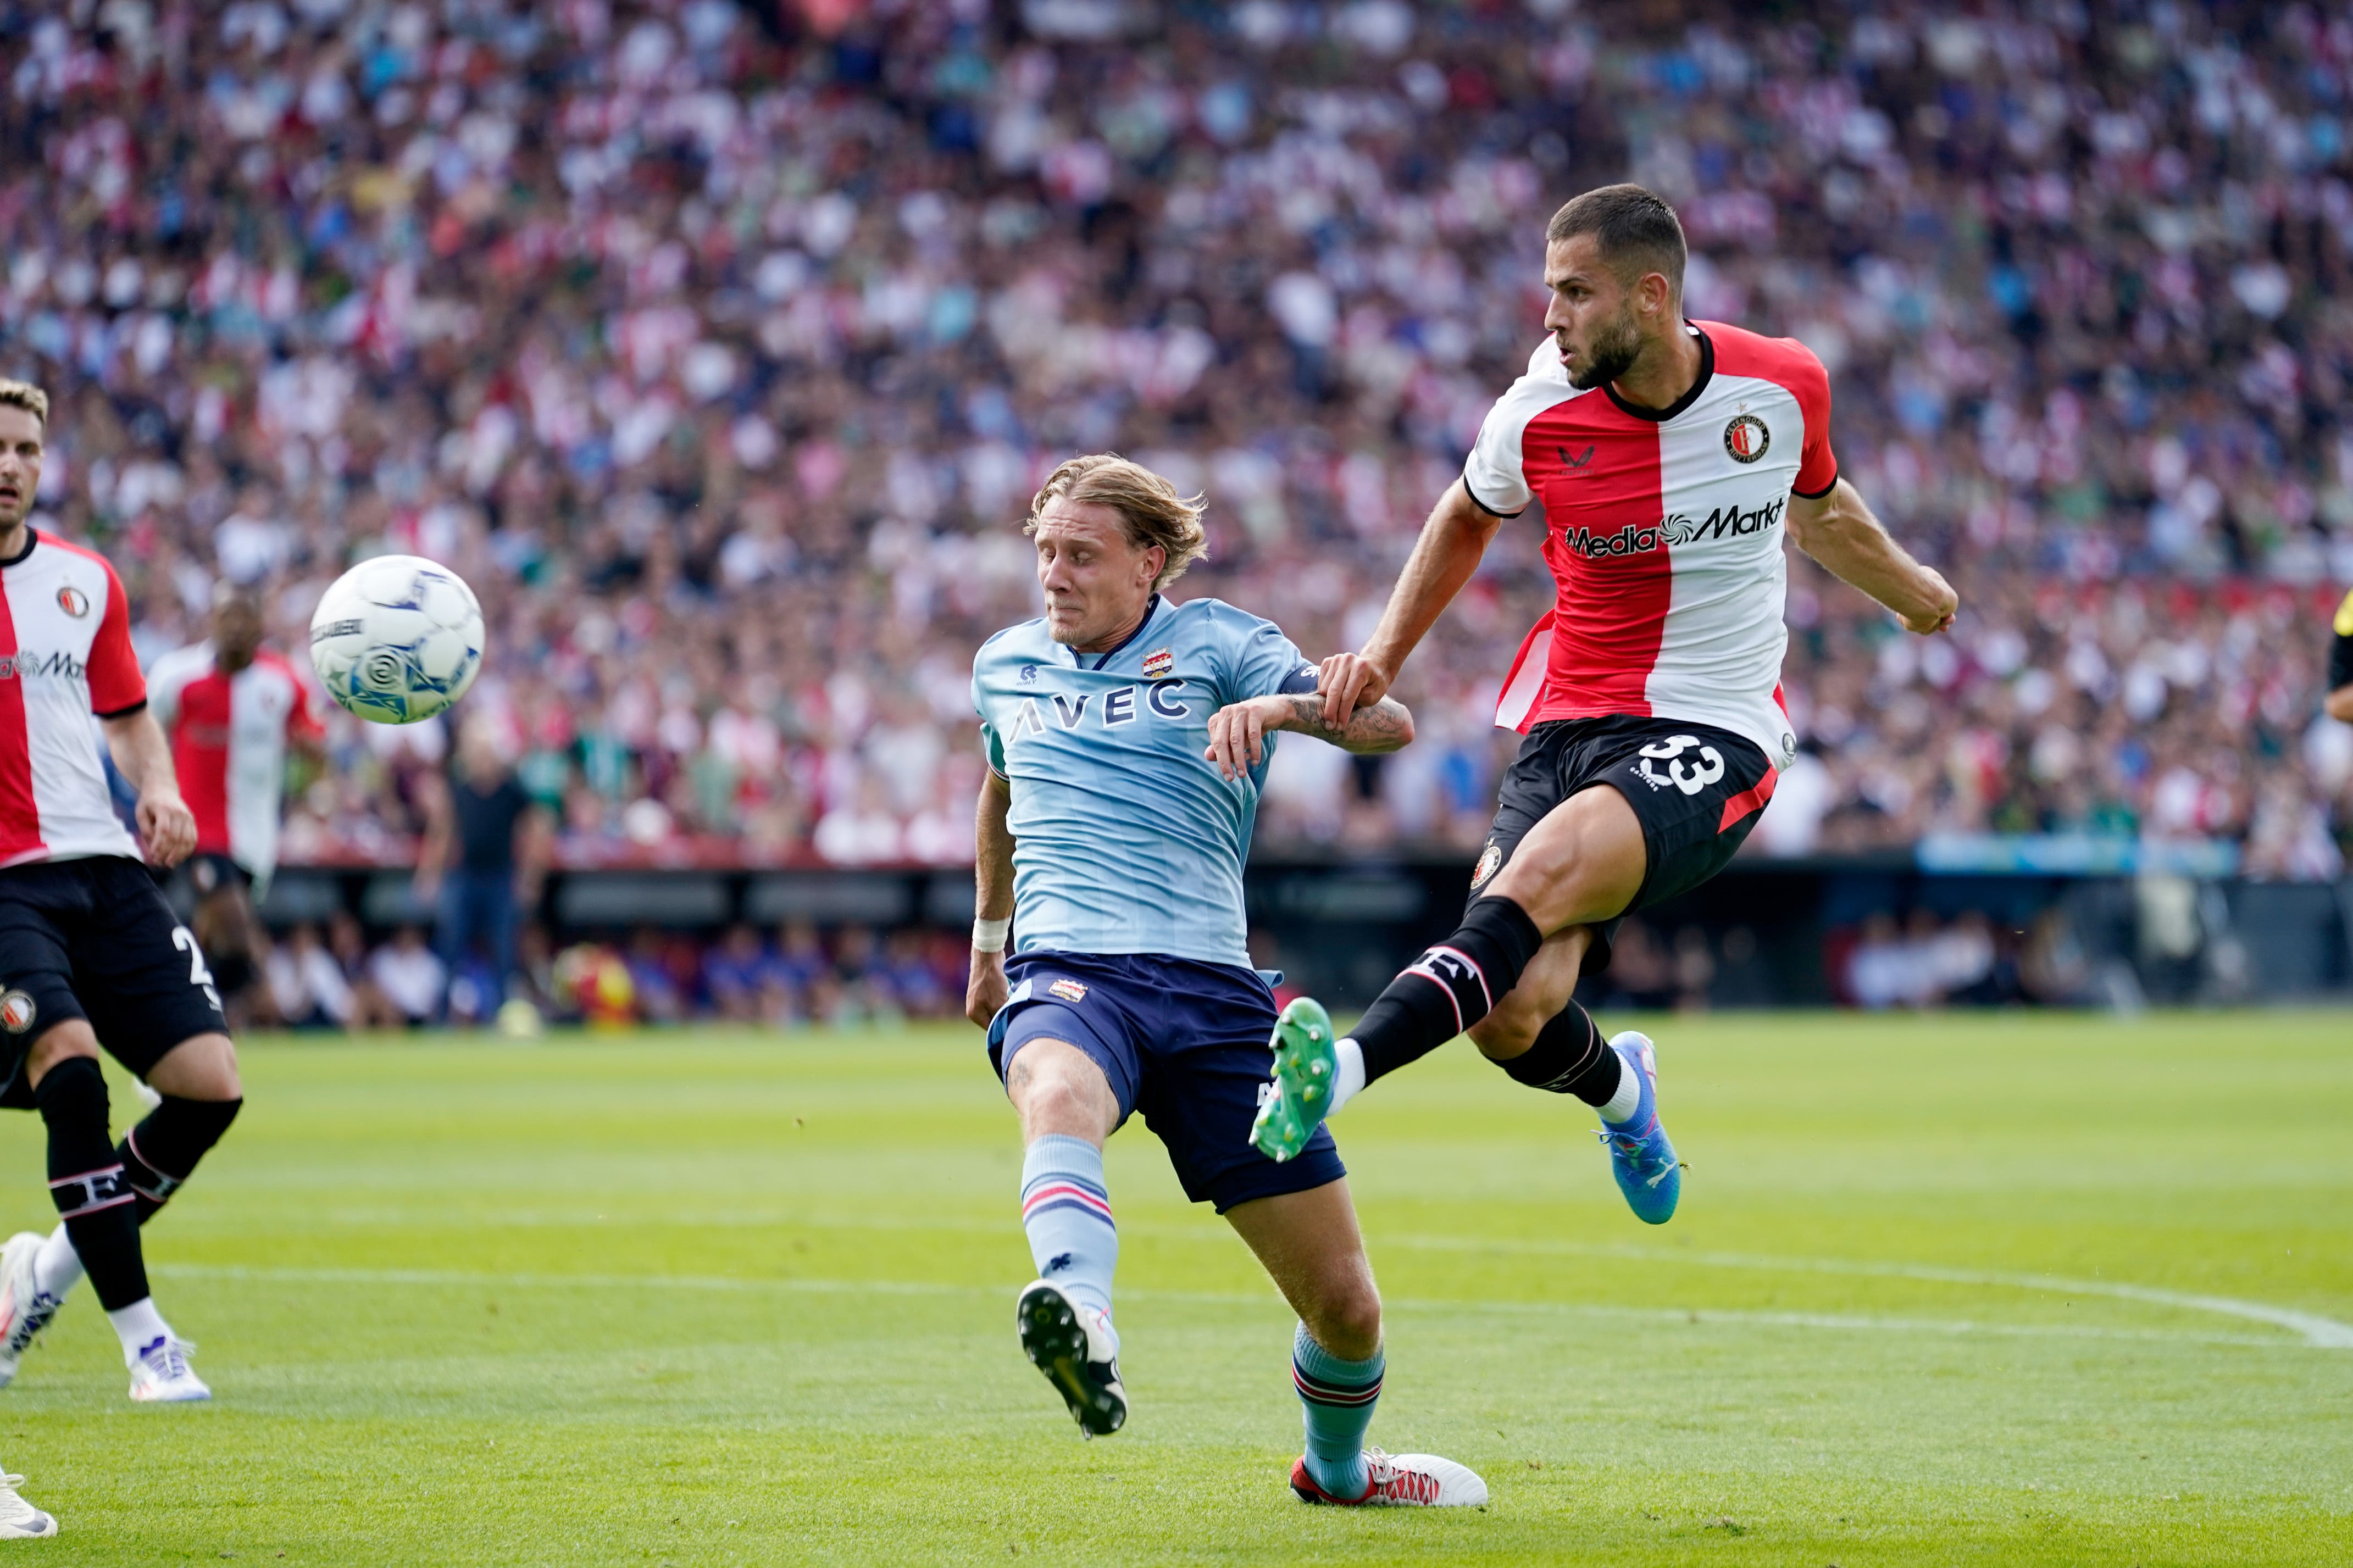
[966,770,1015,1028]
[1205,693,1415,781]
[1318,481,1501,726]
[2329,685,2353,723]
[100,708,197,868]
[1785,478,1957,636]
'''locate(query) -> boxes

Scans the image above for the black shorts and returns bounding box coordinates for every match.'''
[986,950,1345,1214]
[0,858,230,1107]
[188,853,252,899]
[1468,716,1775,976]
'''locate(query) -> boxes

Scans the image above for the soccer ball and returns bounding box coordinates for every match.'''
[308,555,484,724]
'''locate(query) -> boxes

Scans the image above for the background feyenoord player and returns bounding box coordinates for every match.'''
[1252,187,1957,1216]
[148,582,329,1027]
[0,380,238,1402]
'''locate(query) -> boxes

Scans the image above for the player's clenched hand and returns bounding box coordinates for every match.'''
[1205,696,1281,781]
[967,948,1009,1030]
[1901,568,1959,636]
[136,791,198,868]
[1317,652,1390,727]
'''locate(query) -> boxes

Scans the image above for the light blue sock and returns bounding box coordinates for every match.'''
[1019,1135,1118,1330]
[1292,1323,1383,1499]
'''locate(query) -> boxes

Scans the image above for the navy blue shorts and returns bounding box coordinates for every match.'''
[987,950,1345,1214]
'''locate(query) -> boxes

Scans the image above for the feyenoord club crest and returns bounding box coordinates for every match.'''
[1470,840,1503,889]
[1723,414,1770,464]
[56,585,90,618]
[0,989,36,1035]
[1142,648,1174,679]
[1048,978,1089,1003]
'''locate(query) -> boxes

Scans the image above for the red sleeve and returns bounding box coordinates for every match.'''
[1791,348,1838,499]
[284,658,326,740]
[88,561,147,717]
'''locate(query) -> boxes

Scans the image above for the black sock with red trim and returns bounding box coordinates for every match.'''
[1494,998,1623,1104]
[34,1058,148,1311]
[1347,897,1545,1083]
[119,1096,243,1224]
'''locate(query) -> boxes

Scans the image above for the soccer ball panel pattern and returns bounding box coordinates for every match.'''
[308,555,485,725]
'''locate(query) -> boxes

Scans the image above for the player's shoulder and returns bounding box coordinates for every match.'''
[147,641,216,681]
[249,647,304,682]
[32,529,126,582]
[1699,320,1829,395]
[975,618,1053,671]
[1163,596,1278,644]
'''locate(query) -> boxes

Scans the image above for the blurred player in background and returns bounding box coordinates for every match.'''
[967,456,1483,1506]
[0,380,230,1403]
[414,719,552,1024]
[146,583,328,1027]
[2328,588,2352,723]
[1256,187,1957,1220]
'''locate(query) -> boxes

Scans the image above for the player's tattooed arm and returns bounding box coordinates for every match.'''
[1205,693,1416,781]
[1786,477,1956,636]
[968,772,1015,1028]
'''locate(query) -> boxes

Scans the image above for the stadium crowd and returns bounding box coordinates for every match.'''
[5,0,2352,893]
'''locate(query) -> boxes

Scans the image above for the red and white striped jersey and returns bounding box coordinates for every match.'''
[0,530,147,866]
[148,642,323,885]
[1469,320,1836,769]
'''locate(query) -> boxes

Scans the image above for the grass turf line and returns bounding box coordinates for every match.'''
[0,1010,2346,1565]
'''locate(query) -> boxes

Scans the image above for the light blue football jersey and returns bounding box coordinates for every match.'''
[972,595,1319,969]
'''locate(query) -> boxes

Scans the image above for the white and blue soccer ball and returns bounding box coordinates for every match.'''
[308,554,484,724]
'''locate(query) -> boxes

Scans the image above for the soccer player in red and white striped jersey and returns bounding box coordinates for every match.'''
[148,583,328,1020]
[0,380,240,1403]
[1253,188,1956,1221]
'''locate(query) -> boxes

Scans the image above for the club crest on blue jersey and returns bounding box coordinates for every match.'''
[1048,978,1089,1003]
[1142,647,1174,678]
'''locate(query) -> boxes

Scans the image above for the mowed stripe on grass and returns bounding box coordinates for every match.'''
[0,1010,2346,1565]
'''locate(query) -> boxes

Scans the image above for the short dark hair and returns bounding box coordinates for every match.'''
[1545,184,1686,300]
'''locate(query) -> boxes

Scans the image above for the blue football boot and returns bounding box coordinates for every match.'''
[1597,1031,1680,1224]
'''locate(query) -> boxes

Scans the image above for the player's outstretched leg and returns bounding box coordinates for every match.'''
[1225,1183,1486,1508]
[29,1045,207,1403]
[1249,998,1338,1163]
[24,1090,244,1316]
[1593,1031,1679,1225]
[1007,1048,1124,1438]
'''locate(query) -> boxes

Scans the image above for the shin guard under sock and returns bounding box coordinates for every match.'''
[1347,897,1544,1083]
[120,1096,243,1224]
[1496,998,1626,1105]
[34,1058,149,1312]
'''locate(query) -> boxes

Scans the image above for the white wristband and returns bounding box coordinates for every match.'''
[972,917,1011,954]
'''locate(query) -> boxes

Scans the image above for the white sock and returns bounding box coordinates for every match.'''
[1327,1038,1367,1117]
[104,1298,171,1366]
[1597,1054,1642,1124]
[34,1225,84,1301]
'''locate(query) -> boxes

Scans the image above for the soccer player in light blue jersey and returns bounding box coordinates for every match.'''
[965,455,1486,1507]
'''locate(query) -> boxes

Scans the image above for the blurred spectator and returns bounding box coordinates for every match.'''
[263,922,354,1032]
[416,722,552,1003]
[4,4,2346,880]
[368,926,447,1027]
[704,923,773,1022]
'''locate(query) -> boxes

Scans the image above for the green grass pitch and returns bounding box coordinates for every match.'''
[1,1010,2348,1565]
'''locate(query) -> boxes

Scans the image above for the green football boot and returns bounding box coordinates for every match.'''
[1250,997,1338,1163]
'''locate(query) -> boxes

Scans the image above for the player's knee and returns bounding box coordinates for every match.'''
[1006,1042,1113,1135]
[24,1020,100,1083]
[147,1032,241,1101]
[1306,1282,1384,1363]
[1467,1002,1542,1060]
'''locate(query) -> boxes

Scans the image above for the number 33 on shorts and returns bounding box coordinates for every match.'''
[1634,735,1725,796]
